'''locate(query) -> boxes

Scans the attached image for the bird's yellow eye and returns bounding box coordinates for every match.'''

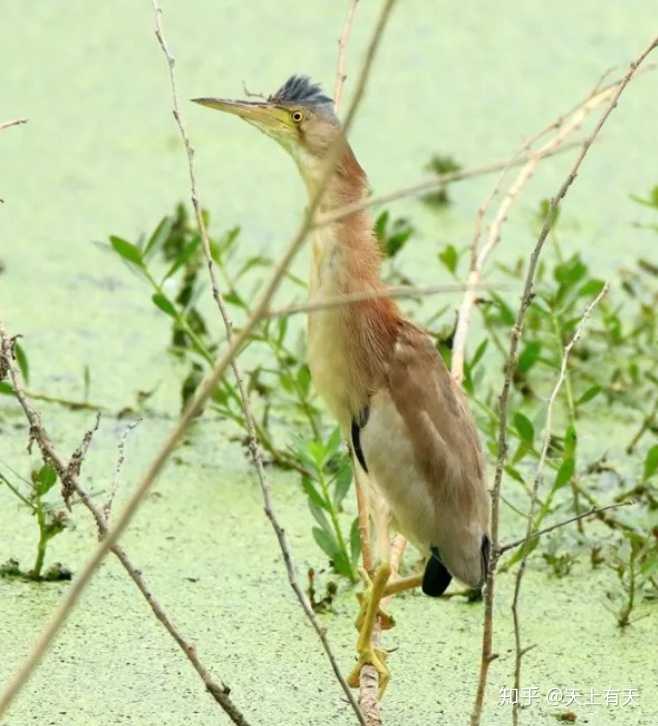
[291,110,304,123]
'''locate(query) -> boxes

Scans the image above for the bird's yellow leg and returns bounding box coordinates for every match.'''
[383,573,423,597]
[347,562,392,694]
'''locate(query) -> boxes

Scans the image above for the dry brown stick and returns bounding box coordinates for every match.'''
[0,0,397,717]
[451,64,656,384]
[151,2,364,721]
[0,324,250,725]
[625,396,658,454]
[334,0,360,112]
[498,500,635,557]
[265,281,491,318]
[314,140,582,229]
[0,118,27,132]
[469,34,658,726]
[451,78,625,385]
[508,283,607,726]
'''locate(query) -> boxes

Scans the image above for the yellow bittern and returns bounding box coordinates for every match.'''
[194,76,491,691]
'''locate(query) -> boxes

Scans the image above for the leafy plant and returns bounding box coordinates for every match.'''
[0,463,70,581]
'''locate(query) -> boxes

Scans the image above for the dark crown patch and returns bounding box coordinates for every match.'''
[269,75,333,106]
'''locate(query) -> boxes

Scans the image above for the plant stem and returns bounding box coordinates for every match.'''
[318,470,356,582]
[31,498,47,579]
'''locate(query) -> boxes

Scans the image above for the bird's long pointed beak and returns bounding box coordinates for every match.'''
[191,97,285,128]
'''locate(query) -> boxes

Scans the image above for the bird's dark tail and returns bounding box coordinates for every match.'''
[422,548,452,597]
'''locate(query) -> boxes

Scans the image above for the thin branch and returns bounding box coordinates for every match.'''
[451,74,628,385]
[508,283,608,726]
[0,118,27,132]
[151,1,364,720]
[334,0,360,112]
[470,34,658,726]
[498,500,636,556]
[314,140,582,229]
[264,282,491,319]
[104,417,141,521]
[0,0,398,717]
[0,323,250,725]
[625,395,658,454]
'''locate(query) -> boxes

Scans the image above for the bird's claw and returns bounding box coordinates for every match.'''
[347,645,390,695]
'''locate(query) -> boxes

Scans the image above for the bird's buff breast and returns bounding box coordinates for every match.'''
[307,308,353,426]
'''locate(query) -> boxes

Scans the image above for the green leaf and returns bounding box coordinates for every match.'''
[504,465,526,484]
[224,290,247,309]
[630,185,658,209]
[438,244,458,274]
[350,517,362,565]
[489,292,515,326]
[517,341,541,373]
[536,198,560,230]
[143,215,174,258]
[554,458,575,490]
[578,278,605,298]
[308,499,331,533]
[576,385,601,406]
[0,382,14,395]
[301,476,329,512]
[331,549,353,578]
[513,412,534,444]
[643,445,658,481]
[503,534,540,570]
[374,210,389,242]
[469,338,489,369]
[554,256,587,289]
[151,292,178,318]
[35,464,57,496]
[14,343,29,384]
[296,365,311,397]
[564,425,577,458]
[162,237,201,281]
[333,462,353,508]
[312,527,339,560]
[326,428,342,456]
[306,440,326,468]
[110,236,144,268]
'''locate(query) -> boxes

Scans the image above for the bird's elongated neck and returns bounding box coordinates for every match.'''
[300,143,400,426]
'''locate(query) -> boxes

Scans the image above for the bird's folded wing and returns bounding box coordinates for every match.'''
[384,323,485,507]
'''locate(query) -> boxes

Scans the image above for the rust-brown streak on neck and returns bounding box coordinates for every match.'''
[307,144,400,427]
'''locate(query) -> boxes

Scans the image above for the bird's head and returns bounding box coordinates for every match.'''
[193,76,353,193]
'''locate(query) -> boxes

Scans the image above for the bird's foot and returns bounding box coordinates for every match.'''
[347,644,390,695]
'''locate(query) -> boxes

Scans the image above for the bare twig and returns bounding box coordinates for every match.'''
[625,396,658,454]
[508,284,607,726]
[451,75,629,385]
[0,0,397,717]
[315,140,582,229]
[151,1,365,720]
[498,500,636,556]
[334,0,360,112]
[265,281,491,319]
[0,323,250,725]
[470,35,658,726]
[104,417,141,521]
[0,118,27,132]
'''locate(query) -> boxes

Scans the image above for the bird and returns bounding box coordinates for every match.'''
[193,75,491,692]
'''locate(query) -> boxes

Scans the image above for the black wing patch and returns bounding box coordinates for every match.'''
[481,534,491,583]
[351,406,370,473]
[422,547,452,597]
